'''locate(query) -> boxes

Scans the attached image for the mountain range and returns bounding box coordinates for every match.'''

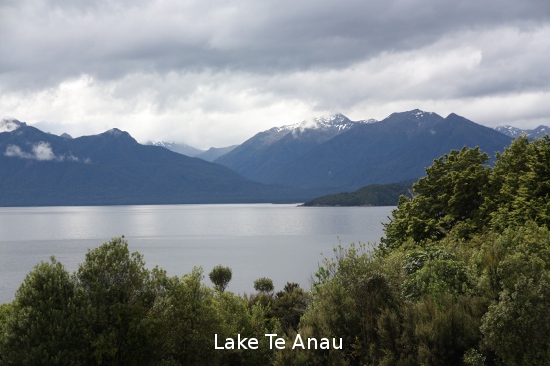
[1,109,538,206]
[213,110,513,192]
[493,125,550,139]
[214,114,376,184]
[0,120,308,206]
[147,140,205,157]
[147,140,237,162]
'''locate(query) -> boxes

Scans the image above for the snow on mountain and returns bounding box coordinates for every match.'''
[274,113,373,133]
[494,125,550,139]
[494,125,525,137]
[529,126,550,139]
[147,140,204,157]
[412,110,436,118]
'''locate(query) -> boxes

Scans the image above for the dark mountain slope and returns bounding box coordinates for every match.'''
[0,122,309,206]
[214,114,369,182]
[268,110,513,191]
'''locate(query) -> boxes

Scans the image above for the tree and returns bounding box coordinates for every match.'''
[488,135,550,231]
[254,277,274,293]
[0,257,88,365]
[295,244,401,365]
[481,272,550,365]
[382,146,490,250]
[76,236,157,365]
[154,267,224,365]
[209,265,232,292]
[273,283,311,331]
[401,247,469,300]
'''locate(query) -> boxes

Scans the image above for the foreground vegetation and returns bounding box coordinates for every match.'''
[2,135,550,365]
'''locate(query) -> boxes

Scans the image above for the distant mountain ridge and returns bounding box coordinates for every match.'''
[215,109,513,193]
[146,139,237,162]
[494,125,550,139]
[214,114,373,183]
[272,114,377,133]
[196,145,238,162]
[1,110,519,206]
[146,140,204,157]
[0,119,310,206]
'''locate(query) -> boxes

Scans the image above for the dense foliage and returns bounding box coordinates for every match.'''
[2,135,550,365]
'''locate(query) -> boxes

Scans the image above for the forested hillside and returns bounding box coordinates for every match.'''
[301,181,413,206]
[2,136,550,365]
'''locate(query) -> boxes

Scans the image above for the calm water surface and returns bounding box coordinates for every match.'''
[0,204,394,303]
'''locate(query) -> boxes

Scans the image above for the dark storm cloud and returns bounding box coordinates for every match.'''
[1,0,549,90]
[1,0,550,147]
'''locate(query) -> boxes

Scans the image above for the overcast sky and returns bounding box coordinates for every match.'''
[1,0,549,149]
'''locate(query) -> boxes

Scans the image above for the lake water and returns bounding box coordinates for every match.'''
[0,204,394,304]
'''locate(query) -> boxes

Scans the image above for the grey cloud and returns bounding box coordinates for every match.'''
[0,119,21,132]
[1,0,550,148]
[1,0,549,90]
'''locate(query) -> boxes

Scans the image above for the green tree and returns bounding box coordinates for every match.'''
[153,267,223,365]
[401,247,469,300]
[477,224,550,364]
[382,147,490,250]
[488,136,550,231]
[296,244,402,365]
[481,272,550,365]
[273,283,311,332]
[254,277,274,294]
[76,236,157,365]
[414,293,483,366]
[209,265,232,293]
[214,291,278,366]
[0,257,87,365]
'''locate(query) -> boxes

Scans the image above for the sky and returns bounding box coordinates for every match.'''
[1,0,549,149]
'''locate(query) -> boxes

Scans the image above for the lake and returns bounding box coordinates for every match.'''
[0,204,394,303]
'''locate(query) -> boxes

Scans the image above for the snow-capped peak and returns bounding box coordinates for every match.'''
[494,125,526,137]
[275,113,365,133]
[149,140,195,149]
[413,109,434,119]
[358,118,378,124]
[494,125,550,139]
[150,140,173,148]
[147,140,204,156]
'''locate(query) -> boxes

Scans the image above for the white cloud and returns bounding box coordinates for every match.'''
[3,141,88,162]
[5,142,56,161]
[32,142,55,161]
[5,145,34,159]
